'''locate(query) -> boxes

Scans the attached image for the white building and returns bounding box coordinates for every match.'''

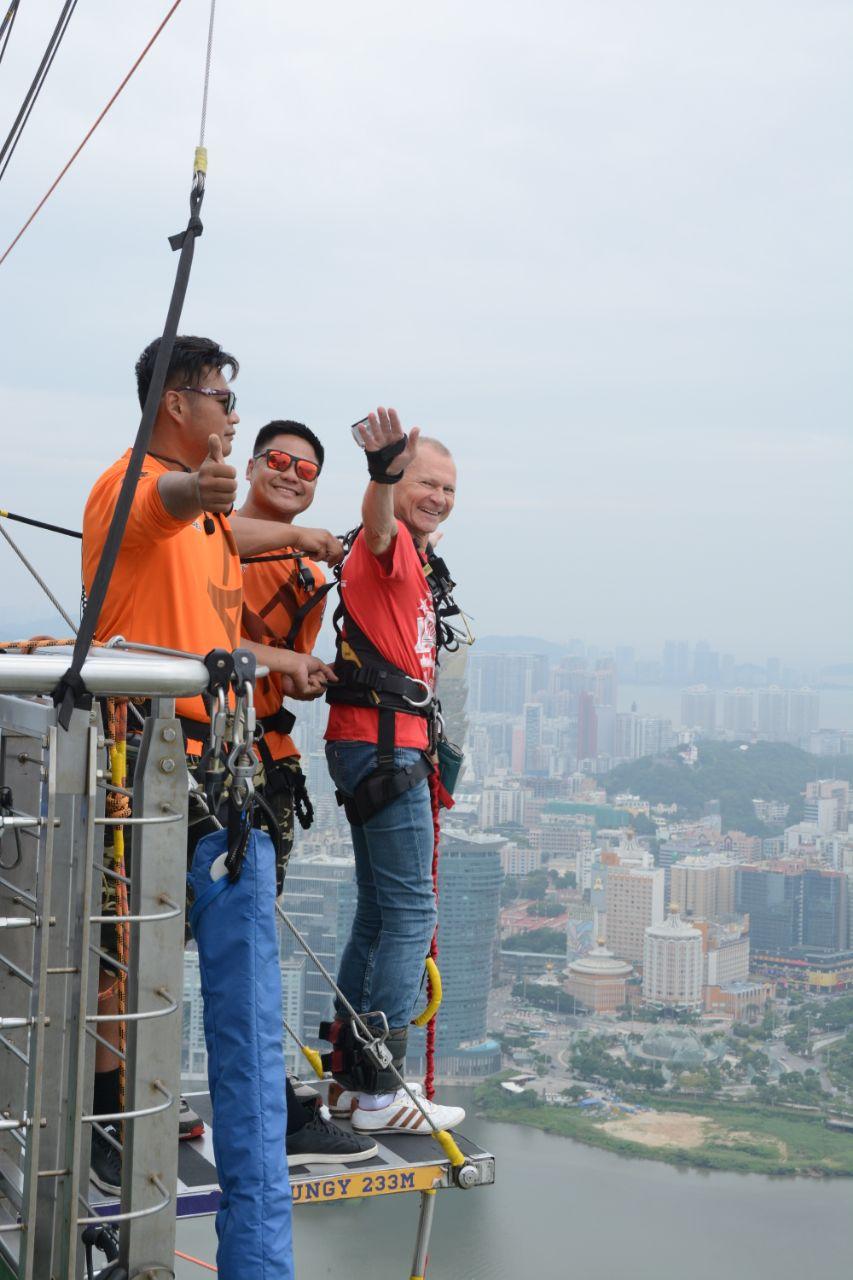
[643,912,703,1010]
[479,784,525,829]
[501,842,541,877]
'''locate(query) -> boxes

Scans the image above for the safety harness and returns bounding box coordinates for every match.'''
[326,527,464,826]
[240,549,335,835]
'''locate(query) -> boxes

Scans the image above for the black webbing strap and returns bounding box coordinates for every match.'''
[336,750,433,827]
[52,180,205,730]
[282,581,334,650]
[259,706,297,737]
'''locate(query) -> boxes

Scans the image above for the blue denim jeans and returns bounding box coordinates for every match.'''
[325,741,436,1031]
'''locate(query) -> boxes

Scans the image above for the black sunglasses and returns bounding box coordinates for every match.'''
[175,386,237,415]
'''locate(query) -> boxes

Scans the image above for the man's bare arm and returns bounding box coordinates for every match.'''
[358,408,420,557]
[230,516,343,566]
[242,642,336,700]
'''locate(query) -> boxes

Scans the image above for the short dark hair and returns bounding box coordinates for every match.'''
[252,420,325,471]
[134,335,239,409]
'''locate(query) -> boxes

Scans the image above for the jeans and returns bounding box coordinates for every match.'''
[325,741,437,1031]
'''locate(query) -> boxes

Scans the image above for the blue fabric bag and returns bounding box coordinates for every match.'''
[188,827,292,1279]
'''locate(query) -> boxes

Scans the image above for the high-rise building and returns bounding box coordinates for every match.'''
[643,911,704,1009]
[594,660,618,710]
[695,918,750,987]
[804,780,849,834]
[182,946,207,1085]
[523,702,544,774]
[721,689,753,736]
[409,828,503,1076]
[577,691,597,763]
[681,686,716,734]
[605,865,665,963]
[468,653,548,714]
[281,956,306,1075]
[802,869,848,952]
[788,689,820,740]
[662,641,690,685]
[736,864,849,955]
[281,855,357,1038]
[756,687,788,737]
[479,785,525,829]
[669,857,736,921]
[692,642,720,687]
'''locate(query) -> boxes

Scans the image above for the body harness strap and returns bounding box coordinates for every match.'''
[326,523,465,824]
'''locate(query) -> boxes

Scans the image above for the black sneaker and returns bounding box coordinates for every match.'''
[90,1124,122,1195]
[287,1105,379,1167]
[178,1097,205,1140]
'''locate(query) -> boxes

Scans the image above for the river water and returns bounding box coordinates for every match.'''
[174,1088,853,1279]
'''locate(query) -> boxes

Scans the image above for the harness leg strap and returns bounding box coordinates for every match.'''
[319,1020,407,1094]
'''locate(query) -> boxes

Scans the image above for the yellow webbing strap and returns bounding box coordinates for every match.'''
[433,1129,465,1167]
[412,956,442,1027]
[194,145,208,175]
[300,1044,324,1079]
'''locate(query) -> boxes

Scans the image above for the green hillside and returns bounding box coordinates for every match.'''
[603,741,853,836]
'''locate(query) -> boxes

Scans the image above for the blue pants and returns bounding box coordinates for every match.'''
[326,741,437,1030]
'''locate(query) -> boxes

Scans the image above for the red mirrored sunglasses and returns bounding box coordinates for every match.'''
[254,448,321,482]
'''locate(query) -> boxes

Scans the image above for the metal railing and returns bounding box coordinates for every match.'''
[0,647,208,1279]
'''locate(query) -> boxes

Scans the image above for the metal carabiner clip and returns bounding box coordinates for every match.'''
[402,678,432,709]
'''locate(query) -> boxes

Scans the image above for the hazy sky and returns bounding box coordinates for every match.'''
[1,1,850,663]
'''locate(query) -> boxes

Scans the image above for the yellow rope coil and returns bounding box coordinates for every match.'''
[412,955,442,1028]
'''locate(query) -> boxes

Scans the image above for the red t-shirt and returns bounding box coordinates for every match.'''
[325,523,435,749]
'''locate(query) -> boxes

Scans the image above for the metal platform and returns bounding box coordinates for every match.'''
[88,1091,495,1218]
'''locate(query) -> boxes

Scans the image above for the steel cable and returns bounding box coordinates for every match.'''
[0,0,79,185]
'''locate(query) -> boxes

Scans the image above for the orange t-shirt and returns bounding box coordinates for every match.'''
[241,550,327,760]
[324,523,435,750]
[82,450,241,724]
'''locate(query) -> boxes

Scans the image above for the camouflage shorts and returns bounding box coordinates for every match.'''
[256,757,301,894]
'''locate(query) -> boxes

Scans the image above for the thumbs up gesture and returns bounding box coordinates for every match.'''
[196,433,238,512]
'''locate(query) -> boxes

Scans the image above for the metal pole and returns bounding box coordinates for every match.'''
[409,1188,437,1280]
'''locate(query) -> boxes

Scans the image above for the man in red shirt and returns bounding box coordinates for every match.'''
[324,408,465,1135]
[238,417,379,1166]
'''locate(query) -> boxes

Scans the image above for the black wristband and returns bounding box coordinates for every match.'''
[366,434,407,484]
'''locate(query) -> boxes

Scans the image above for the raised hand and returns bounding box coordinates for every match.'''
[357,407,420,479]
[196,434,238,512]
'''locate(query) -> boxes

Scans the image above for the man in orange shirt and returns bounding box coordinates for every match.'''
[239,420,331,882]
[83,335,341,1191]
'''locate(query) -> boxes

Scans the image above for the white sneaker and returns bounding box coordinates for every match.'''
[328,1080,423,1118]
[351,1089,465,1135]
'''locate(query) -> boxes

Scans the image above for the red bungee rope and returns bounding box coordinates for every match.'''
[423,768,442,1101]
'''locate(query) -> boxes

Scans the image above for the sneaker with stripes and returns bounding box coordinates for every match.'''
[328,1080,423,1118]
[351,1089,464,1135]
